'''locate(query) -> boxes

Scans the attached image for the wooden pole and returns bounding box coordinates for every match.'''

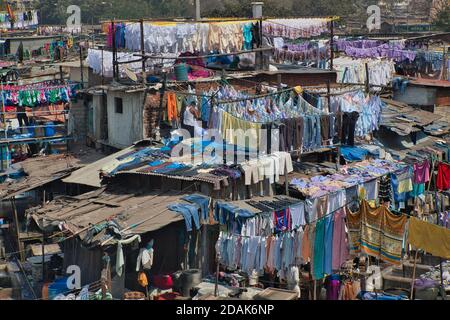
[1,82,6,129]
[330,20,334,71]
[111,20,117,81]
[11,197,24,261]
[41,220,45,283]
[214,253,220,297]
[365,63,370,94]
[313,280,317,300]
[258,17,264,70]
[79,44,84,89]
[410,250,419,300]
[157,73,167,133]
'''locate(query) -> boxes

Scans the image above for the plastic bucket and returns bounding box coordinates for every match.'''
[174,63,188,82]
[45,122,56,137]
[0,147,11,171]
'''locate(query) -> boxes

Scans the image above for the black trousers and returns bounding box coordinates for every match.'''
[17,112,29,133]
[341,111,360,146]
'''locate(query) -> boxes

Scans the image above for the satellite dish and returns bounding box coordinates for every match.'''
[124,66,138,82]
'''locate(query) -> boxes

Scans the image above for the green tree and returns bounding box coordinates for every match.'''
[433,4,450,31]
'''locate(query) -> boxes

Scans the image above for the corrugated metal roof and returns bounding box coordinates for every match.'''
[380,98,446,136]
[29,188,193,243]
[410,78,450,88]
[62,146,137,187]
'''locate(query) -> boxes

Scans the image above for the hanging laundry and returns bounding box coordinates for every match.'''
[263,18,330,39]
[359,200,407,265]
[408,217,450,259]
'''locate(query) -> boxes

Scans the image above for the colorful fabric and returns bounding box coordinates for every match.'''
[360,201,407,265]
[437,162,450,191]
[346,207,361,255]
[323,215,334,276]
[332,209,350,271]
[313,219,325,280]
[408,217,450,259]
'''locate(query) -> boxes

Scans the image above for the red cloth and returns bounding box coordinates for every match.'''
[437,162,450,191]
[152,275,173,290]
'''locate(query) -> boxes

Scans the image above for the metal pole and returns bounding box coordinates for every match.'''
[140,19,146,85]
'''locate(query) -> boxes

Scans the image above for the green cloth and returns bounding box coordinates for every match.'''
[313,218,326,280]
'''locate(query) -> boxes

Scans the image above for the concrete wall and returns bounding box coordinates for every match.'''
[7,36,61,54]
[106,91,145,149]
[394,85,437,107]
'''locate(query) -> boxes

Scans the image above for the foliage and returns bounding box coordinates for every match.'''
[433,4,450,32]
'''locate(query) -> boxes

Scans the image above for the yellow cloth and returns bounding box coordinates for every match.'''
[138,272,148,287]
[398,178,413,193]
[408,217,450,259]
[221,112,261,147]
[294,86,303,94]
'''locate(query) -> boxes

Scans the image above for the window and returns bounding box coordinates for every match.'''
[115,97,123,114]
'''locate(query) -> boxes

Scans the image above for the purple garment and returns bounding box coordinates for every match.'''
[332,208,349,271]
[326,279,341,300]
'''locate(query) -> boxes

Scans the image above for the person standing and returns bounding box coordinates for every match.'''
[182,101,201,138]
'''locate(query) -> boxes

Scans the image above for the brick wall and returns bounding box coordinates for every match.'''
[70,96,89,143]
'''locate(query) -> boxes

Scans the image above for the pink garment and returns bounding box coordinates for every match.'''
[414,160,430,184]
[332,209,350,271]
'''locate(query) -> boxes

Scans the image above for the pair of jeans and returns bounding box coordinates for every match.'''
[303,116,313,151]
[342,111,360,146]
[182,195,210,221]
[168,203,200,232]
[215,203,238,225]
[310,115,322,150]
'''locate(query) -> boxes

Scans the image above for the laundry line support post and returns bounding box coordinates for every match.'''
[284,162,289,196]
[140,19,146,85]
[111,20,117,81]
[79,45,84,88]
[59,66,64,82]
[156,73,167,138]
[365,63,370,94]
[439,258,446,300]
[41,219,45,283]
[214,252,220,297]
[329,19,334,71]
[410,249,419,300]
[11,197,24,261]
[258,17,264,70]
